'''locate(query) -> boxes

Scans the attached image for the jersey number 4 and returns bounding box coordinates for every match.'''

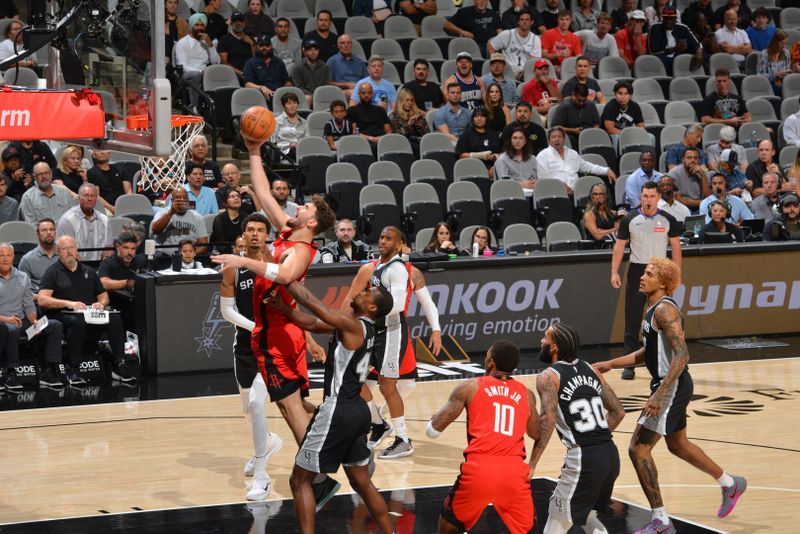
[493,402,515,436]
[569,397,608,433]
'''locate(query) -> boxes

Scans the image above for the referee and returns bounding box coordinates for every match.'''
[611,181,682,380]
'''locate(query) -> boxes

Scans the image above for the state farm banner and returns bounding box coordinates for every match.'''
[0,88,105,140]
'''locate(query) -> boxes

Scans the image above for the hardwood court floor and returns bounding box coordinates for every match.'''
[0,358,797,532]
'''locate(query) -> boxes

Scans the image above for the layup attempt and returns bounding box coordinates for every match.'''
[595,258,746,534]
[271,280,396,534]
[427,340,539,534]
[530,323,625,534]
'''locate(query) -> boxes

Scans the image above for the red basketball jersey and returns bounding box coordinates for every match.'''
[464,376,529,458]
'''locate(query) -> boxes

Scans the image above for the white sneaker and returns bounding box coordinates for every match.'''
[244,456,256,477]
[246,475,272,501]
[244,433,283,477]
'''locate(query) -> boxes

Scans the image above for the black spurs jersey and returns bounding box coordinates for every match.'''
[233,266,257,355]
[369,255,411,330]
[549,359,612,449]
[642,296,689,389]
[324,317,376,400]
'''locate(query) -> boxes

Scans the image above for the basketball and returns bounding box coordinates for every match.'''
[240,106,276,143]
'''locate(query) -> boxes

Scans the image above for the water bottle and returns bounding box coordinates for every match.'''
[750,130,757,148]
[472,242,479,257]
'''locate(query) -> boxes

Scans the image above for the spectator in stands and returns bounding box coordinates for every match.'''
[1,146,30,201]
[657,176,690,222]
[541,10,582,77]
[645,0,677,28]
[424,222,461,254]
[218,11,255,80]
[701,69,751,127]
[764,193,800,241]
[712,0,750,31]
[700,172,753,224]
[709,148,751,198]
[395,0,438,31]
[389,88,430,155]
[441,52,485,110]
[304,11,338,62]
[318,219,370,263]
[520,59,560,126]
[757,30,796,96]
[434,83,471,142]
[233,235,247,254]
[666,124,706,171]
[502,0,546,34]
[481,54,518,107]
[151,188,210,254]
[271,17,301,73]
[0,243,63,391]
[484,82,511,132]
[199,0,229,41]
[457,108,501,171]
[244,0,275,38]
[181,163,220,216]
[216,163,258,216]
[185,135,223,189]
[8,140,56,177]
[324,100,356,150]
[572,0,600,31]
[243,34,290,104]
[536,126,614,193]
[784,97,800,147]
[53,146,87,197]
[747,140,788,198]
[98,231,145,331]
[624,151,662,207]
[39,235,134,384]
[747,8,776,53]
[18,218,58,294]
[493,126,536,186]
[267,178,297,240]
[488,9,541,80]
[667,147,710,212]
[210,190,244,253]
[582,13,619,68]
[699,200,744,243]
[463,226,495,256]
[750,172,782,222]
[176,240,205,270]
[165,0,189,63]
[582,183,620,246]
[0,179,19,224]
[694,13,719,66]
[402,59,444,111]
[353,0,394,33]
[560,56,605,103]
[350,56,398,112]
[647,7,701,76]
[327,34,368,101]
[20,163,75,224]
[444,0,502,56]
[291,38,329,108]
[175,13,221,113]
[615,10,646,70]
[56,184,112,262]
[88,150,130,213]
[552,83,601,148]
[715,9,752,66]
[0,19,38,70]
[601,80,644,151]
[540,0,561,30]
[682,0,713,33]
[501,101,548,152]
[706,126,747,173]
[347,82,393,148]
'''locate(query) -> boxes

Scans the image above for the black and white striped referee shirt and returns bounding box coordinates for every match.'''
[617,209,681,265]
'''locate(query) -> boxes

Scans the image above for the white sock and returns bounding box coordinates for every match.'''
[393,416,408,441]
[542,516,570,534]
[368,400,383,424]
[652,507,670,524]
[717,472,734,488]
[583,510,608,534]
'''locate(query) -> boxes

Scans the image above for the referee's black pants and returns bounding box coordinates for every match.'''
[57,312,126,366]
[624,263,648,355]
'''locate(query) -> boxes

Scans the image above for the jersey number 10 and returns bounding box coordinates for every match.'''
[493,402,515,436]
[570,397,608,433]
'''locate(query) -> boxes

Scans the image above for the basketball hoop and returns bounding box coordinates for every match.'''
[127,114,204,192]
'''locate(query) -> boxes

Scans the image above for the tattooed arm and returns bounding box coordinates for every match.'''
[644,302,690,418]
[526,387,540,440]
[592,367,625,431]
[530,370,558,473]
[429,379,479,433]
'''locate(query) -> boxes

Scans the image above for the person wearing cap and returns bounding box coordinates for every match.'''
[699,172,753,225]
[488,9,541,81]
[290,38,329,108]
[647,7,701,76]
[402,59,444,111]
[700,68,751,128]
[244,0,276,39]
[536,126,615,193]
[520,59,561,125]
[327,34,369,101]
[218,11,256,79]
[712,0,750,31]
[715,9,752,65]
[349,56,398,112]
[615,10,647,68]
[551,82,601,149]
[708,148,751,199]
[541,10,582,77]
[1,146,31,202]
[175,13,221,112]
[303,10,338,62]
[610,0,638,34]
[7,140,56,178]
[560,56,606,103]
[502,0,546,34]
[682,0,713,33]
[200,0,229,41]
[706,126,747,173]
[271,17,301,73]
[764,193,800,241]
[441,51,485,110]
[580,13,619,67]
[645,0,679,28]
[243,34,290,100]
[443,0,502,56]
[481,53,518,106]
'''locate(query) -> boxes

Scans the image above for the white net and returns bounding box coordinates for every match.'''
[135,116,204,193]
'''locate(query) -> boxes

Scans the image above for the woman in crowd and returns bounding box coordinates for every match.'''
[423,222,462,255]
[493,127,536,189]
[211,189,244,254]
[484,83,511,133]
[273,92,308,161]
[164,0,188,63]
[582,182,621,247]
[244,0,275,38]
[456,108,501,172]
[53,145,88,196]
[786,150,800,191]
[757,30,797,95]
[699,200,744,243]
[389,88,429,156]
[572,0,600,31]
[463,226,495,256]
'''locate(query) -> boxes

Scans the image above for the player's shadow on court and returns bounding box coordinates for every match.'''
[178,452,266,491]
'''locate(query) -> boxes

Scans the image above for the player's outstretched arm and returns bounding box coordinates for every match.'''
[427,379,478,437]
[211,244,310,284]
[592,347,645,373]
[593,369,625,432]
[243,137,290,232]
[340,263,374,311]
[286,281,363,349]
[412,266,442,355]
[530,370,558,473]
[268,295,333,334]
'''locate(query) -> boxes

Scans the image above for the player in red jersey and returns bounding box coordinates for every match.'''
[427,340,540,534]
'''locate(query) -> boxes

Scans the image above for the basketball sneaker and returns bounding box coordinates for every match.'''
[718,475,747,518]
[367,420,393,449]
[39,367,64,389]
[633,519,676,534]
[246,475,272,501]
[5,370,22,391]
[312,476,341,512]
[244,433,284,477]
[378,437,414,459]
[67,368,86,386]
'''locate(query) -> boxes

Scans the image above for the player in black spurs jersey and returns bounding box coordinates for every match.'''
[530,323,625,534]
[595,258,746,534]
[271,280,396,534]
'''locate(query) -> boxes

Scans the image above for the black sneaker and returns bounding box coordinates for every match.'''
[367,420,392,449]
[39,367,64,389]
[67,369,86,386]
[111,360,138,383]
[5,370,22,391]
[312,476,341,512]
[0,369,6,392]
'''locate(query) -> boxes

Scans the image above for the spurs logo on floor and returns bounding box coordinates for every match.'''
[195,291,232,357]
[620,394,765,416]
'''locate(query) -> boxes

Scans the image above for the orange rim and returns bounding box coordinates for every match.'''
[126,114,204,130]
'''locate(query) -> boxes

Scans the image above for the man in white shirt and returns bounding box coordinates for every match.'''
[56,184,112,262]
[783,100,800,147]
[175,13,220,112]
[487,8,541,80]
[715,9,751,65]
[656,176,690,222]
[535,126,616,193]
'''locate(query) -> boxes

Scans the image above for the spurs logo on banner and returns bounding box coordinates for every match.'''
[195,291,232,357]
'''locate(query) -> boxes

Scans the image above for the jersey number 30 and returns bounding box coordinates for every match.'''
[569,397,608,432]
[493,402,515,436]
